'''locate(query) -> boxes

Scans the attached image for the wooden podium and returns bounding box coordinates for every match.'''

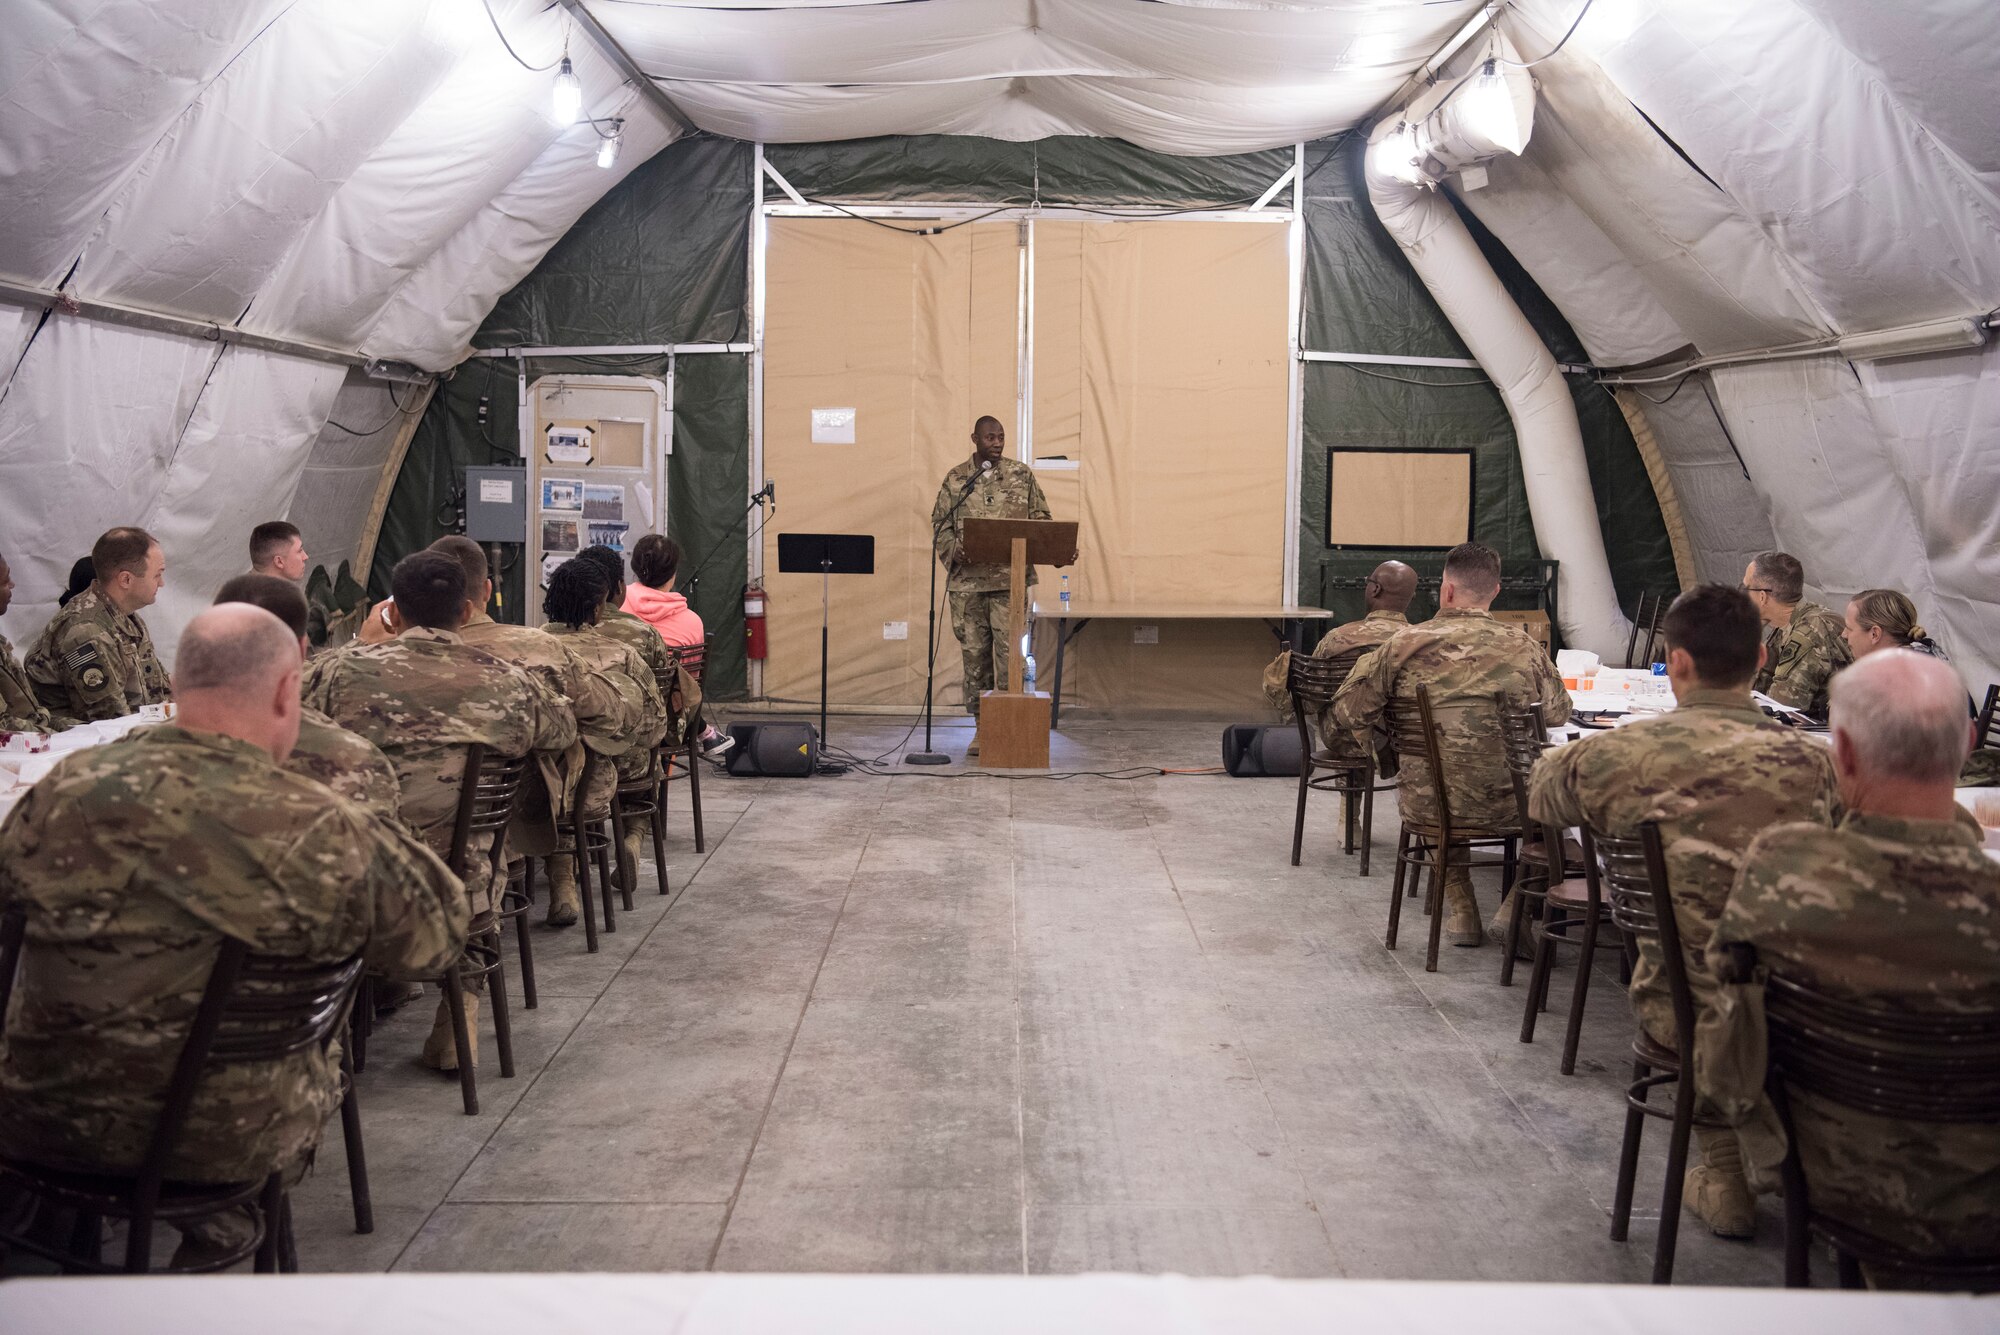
[961,517,1078,768]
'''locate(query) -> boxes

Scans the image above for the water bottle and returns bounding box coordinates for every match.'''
[1024,650,1037,693]
[1059,573,1071,618]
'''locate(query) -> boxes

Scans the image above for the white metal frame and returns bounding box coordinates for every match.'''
[753,146,1308,614]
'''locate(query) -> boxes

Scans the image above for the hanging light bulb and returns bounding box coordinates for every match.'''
[1461,57,1528,156]
[551,56,583,126]
[596,122,623,170]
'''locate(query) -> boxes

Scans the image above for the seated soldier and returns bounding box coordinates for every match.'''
[430,537,636,927]
[247,521,309,583]
[578,544,728,760]
[1743,550,1850,716]
[1332,543,1571,945]
[0,550,55,733]
[303,553,576,1072]
[1702,650,2000,1283]
[542,559,671,895]
[1528,584,1840,1239]
[24,526,172,723]
[0,605,465,1265]
[214,574,399,822]
[1263,559,1417,767]
[1841,588,1948,662]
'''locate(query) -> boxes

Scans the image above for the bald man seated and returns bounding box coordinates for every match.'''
[0,604,465,1266]
[1264,560,1418,768]
[1701,650,2000,1282]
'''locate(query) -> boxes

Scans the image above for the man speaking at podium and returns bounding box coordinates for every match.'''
[931,416,1051,752]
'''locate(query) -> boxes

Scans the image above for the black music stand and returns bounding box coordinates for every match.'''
[776,533,876,745]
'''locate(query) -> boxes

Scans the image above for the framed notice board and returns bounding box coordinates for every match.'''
[1325,446,1475,551]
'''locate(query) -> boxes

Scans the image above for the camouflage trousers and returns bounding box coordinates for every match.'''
[948,590,1013,718]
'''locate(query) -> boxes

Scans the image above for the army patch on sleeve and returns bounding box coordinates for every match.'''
[80,667,107,690]
[62,642,102,673]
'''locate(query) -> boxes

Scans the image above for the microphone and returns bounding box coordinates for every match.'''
[763,479,776,505]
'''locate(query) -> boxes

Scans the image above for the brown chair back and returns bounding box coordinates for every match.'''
[1389,684,1454,835]
[1974,683,1998,753]
[1595,822,1662,941]
[447,744,530,887]
[675,639,708,685]
[1764,972,2000,1124]
[1496,694,1548,836]
[1287,649,1364,760]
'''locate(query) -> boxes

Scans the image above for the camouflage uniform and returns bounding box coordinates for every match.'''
[1526,687,1840,1046]
[1752,601,1851,716]
[459,611,636,851]
[594,606,701,746]
[1331,608,1572,925]
[0,632,54,733]
[1262,611,1410,762]
[287,705,401,823]
[543,621,669,818]
[301,628,576,915]
[931,457,1052,716]
[0,724,465,1183]
[1697,808,2000,1263]
[23,584,171,723]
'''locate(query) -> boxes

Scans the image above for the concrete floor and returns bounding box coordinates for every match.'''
[292,715,1784,1283]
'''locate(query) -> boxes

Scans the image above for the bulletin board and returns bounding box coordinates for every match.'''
[1326,447,1474,550]
[527,376,669,626]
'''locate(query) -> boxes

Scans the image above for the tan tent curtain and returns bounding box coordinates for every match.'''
[762,217,1291,713]
[1032,221,1291,711]
[762,219,1017,708]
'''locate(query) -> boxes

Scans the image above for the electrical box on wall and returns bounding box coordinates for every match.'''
[464,466,528,543]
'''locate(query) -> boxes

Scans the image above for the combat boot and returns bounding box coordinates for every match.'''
[544,855,580,927]
[619,828,646,892]
[421,994,478,1073]
[1486,890,1535,959]
[1684,1128,1756,1238]
[1442,869,1483,946]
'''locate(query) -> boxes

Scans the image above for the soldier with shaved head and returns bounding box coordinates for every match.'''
[1264,559,1419,762]
[1701,650,2000,1282]
[0,604,465,1264]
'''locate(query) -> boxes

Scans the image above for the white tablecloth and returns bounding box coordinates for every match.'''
[0,1273,1993,1335]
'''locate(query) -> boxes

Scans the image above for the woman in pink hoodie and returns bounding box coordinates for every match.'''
[624,534,704,646]
[625,534,732,758]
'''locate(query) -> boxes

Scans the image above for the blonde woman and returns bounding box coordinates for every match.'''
[1842,589,1948,661]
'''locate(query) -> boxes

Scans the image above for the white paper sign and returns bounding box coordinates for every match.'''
[811,407,856,445]
[478,479,513,504]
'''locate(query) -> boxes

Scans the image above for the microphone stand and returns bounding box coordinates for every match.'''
[683,485,773,609]
[908,467,986,765]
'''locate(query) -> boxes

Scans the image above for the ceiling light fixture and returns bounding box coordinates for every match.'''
[551,55,582,125]
[596,120,623,169]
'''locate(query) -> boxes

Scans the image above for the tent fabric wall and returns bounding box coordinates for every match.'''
[293,373,433,588]
[760,219,1018,708]
[0,0,682,660]
[376,136,755,698]
[1297,141,1677,628]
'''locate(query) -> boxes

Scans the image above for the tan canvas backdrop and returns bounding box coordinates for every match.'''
[762,219,1017,708]
[762,217,1290,713]
[1031,221,1290,711]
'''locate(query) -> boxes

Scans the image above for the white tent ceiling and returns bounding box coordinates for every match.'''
[0,0,1995,684]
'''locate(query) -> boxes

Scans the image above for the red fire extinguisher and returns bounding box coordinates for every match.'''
[744,580,768,660]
